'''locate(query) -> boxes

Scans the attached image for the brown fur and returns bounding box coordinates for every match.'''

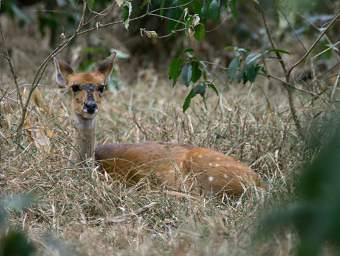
[54,53,264,197]
[95,143,262,196]
[67,72,105,119]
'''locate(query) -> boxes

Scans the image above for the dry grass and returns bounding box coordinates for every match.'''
[0,62,307,255]
[2,15,329,252]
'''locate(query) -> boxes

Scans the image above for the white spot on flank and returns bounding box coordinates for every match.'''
[209,163,213,166]
[224,174,228,179]
[216,157,221,160]
[208,176,214,182]
[215,163,220,167]
[198,154,203,158]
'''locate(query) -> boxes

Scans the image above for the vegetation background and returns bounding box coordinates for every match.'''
[1,0,340,255]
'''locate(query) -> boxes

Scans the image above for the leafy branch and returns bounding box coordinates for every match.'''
[256,4,340,140]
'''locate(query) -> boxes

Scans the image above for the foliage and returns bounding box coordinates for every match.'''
[0,194,75,255]
[0,195,36,256]
[261,124,340,255]
[226,47,290,84]
[3,0,334,112]
[168,48,219,112]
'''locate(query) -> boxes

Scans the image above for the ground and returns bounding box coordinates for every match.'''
[0,12,325,256]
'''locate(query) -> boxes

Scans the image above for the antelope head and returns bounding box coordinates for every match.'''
[54,53,116,120]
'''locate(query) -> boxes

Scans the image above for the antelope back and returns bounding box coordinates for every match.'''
[185,148,260,196]
[95,143,261,196]
[95,143,193,186]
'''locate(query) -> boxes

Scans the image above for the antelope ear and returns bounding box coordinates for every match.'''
[96,52,117,82]
[54,58,74,88]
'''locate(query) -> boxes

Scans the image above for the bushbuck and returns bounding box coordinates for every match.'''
[54,53,263,197]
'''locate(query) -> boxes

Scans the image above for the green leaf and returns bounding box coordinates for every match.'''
[194,23,205,41]
[87,0,96,10]
[207,82,219,96]
[193,83,207,97]
[181,64,193,87]
[184,48,194,53]
[0,230,36,256]
[184,48,195,58]
[200,2,209,21]
[228,57,241,81]
[167,8,183,32]
[192,0,203,13]
[243,64,261,83]
[208,0,220,22]
[224,46,236,52]
[183,89,196,112]
[83,47,107,55]
[245,52,263,65]
[183,83,207,112]
[230,0,238,20]
[159,0,166,16]
[266,48,290,55]
[168,57,184,86]
[191,61,202,83]
[122,1,132,30]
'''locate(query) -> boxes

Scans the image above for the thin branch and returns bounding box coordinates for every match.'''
[0,22,24,110]
[77,14,146,36]
[158,27,186,39]
[78,1,191,37]
[299,13,340,61]
[0,87,11,104]
[76,0,87,32]
[264,74,317,96]
[279,8,307,52]
[287,12,340,78]
[257,4,304,140]
[151,0,194,12]
[330,70,340,102]
[15,2,88,136]
[147,12,186,25]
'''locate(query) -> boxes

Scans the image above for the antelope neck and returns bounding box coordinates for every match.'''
[73,114,96,161]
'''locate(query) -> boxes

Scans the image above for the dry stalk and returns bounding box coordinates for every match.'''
[0,23,23,109]
[257,4,340,141]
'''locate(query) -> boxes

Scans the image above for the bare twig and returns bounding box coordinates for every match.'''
[14,0,187,136]
[279,8,307,52]
[287,12,340,78]
[15,2,88,137]
[257,4,304,140]
[299,14,340,61]
[330,70,340,102]
[0,23,24,110]
[262,74,318,96]
[78,1,192,36]
[76,0,87,32]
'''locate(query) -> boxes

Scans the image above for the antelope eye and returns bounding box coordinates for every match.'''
[98,84,106,93]
[71,84,80,92]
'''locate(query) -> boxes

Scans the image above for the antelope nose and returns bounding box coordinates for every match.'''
[84,101,97,114]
